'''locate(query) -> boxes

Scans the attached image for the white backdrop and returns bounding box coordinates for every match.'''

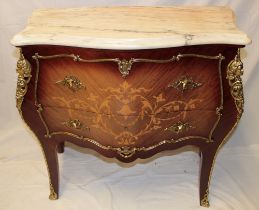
[0,1,259,210]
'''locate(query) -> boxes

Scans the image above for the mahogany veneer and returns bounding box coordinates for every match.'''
[12,6,250,208]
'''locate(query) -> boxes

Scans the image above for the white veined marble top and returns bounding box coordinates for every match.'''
[11,6,251,49]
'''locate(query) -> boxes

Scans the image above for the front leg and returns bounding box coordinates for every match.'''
[40,138,59,200]
[15,48,60,200]
[199,147,218,207]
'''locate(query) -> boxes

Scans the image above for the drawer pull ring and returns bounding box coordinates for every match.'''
[168,76,202,93]
[62,119,89,130]
[165,121,193,134]
[56,76,86,92]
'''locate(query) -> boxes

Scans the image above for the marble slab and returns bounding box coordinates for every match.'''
[11,6,251,49]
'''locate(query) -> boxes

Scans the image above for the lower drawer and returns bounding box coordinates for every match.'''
[38,106,219,148]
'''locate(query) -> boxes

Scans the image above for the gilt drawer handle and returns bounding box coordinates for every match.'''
[56,76,86,92]
[62,119,89,130]
[168,76,202,93]
[165,121,193,134]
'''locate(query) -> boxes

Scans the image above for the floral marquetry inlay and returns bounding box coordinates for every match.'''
[12,6,250,206]
[51,81,203,146]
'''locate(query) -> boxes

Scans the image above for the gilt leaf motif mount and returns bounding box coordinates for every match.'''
[226,49,244,119]
[168,76,202,93]
[56,75,86,92]
[32,52,224,158]
[16,48,32,115]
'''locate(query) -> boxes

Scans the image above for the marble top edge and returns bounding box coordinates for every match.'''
[32,6,233,12]
[11,6,251,49]
[11,34,251,50]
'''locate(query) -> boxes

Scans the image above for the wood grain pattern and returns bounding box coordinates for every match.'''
[37,53,221,112]
[19,44,242,207]
[30,45,223,150]
[42,107,218,147]
[21,44,238,158]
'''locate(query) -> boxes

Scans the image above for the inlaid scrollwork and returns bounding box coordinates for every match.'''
[56,75,86,92]
[33,52,224,158]
[52,81,203,146]
[16,48,32,115]
[226,49,244,119]
[168,76,202,93]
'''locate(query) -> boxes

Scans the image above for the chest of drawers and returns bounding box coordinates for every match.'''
[11,6,251,207]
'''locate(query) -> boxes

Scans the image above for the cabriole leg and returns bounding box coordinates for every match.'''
[199,148,217,207]
[40,139,59,200]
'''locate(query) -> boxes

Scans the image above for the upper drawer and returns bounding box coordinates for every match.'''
[34,52,223,114]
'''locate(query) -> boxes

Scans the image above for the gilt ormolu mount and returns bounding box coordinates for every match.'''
[11,6,251,207]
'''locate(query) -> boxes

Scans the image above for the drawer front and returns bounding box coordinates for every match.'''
[34,53,223,114]
[39,106,219,150]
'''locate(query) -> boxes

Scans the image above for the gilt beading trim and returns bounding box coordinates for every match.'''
[32,52,225,158]
[33,53,223,78]
[15,49,58,200]
[199,48,245,207]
